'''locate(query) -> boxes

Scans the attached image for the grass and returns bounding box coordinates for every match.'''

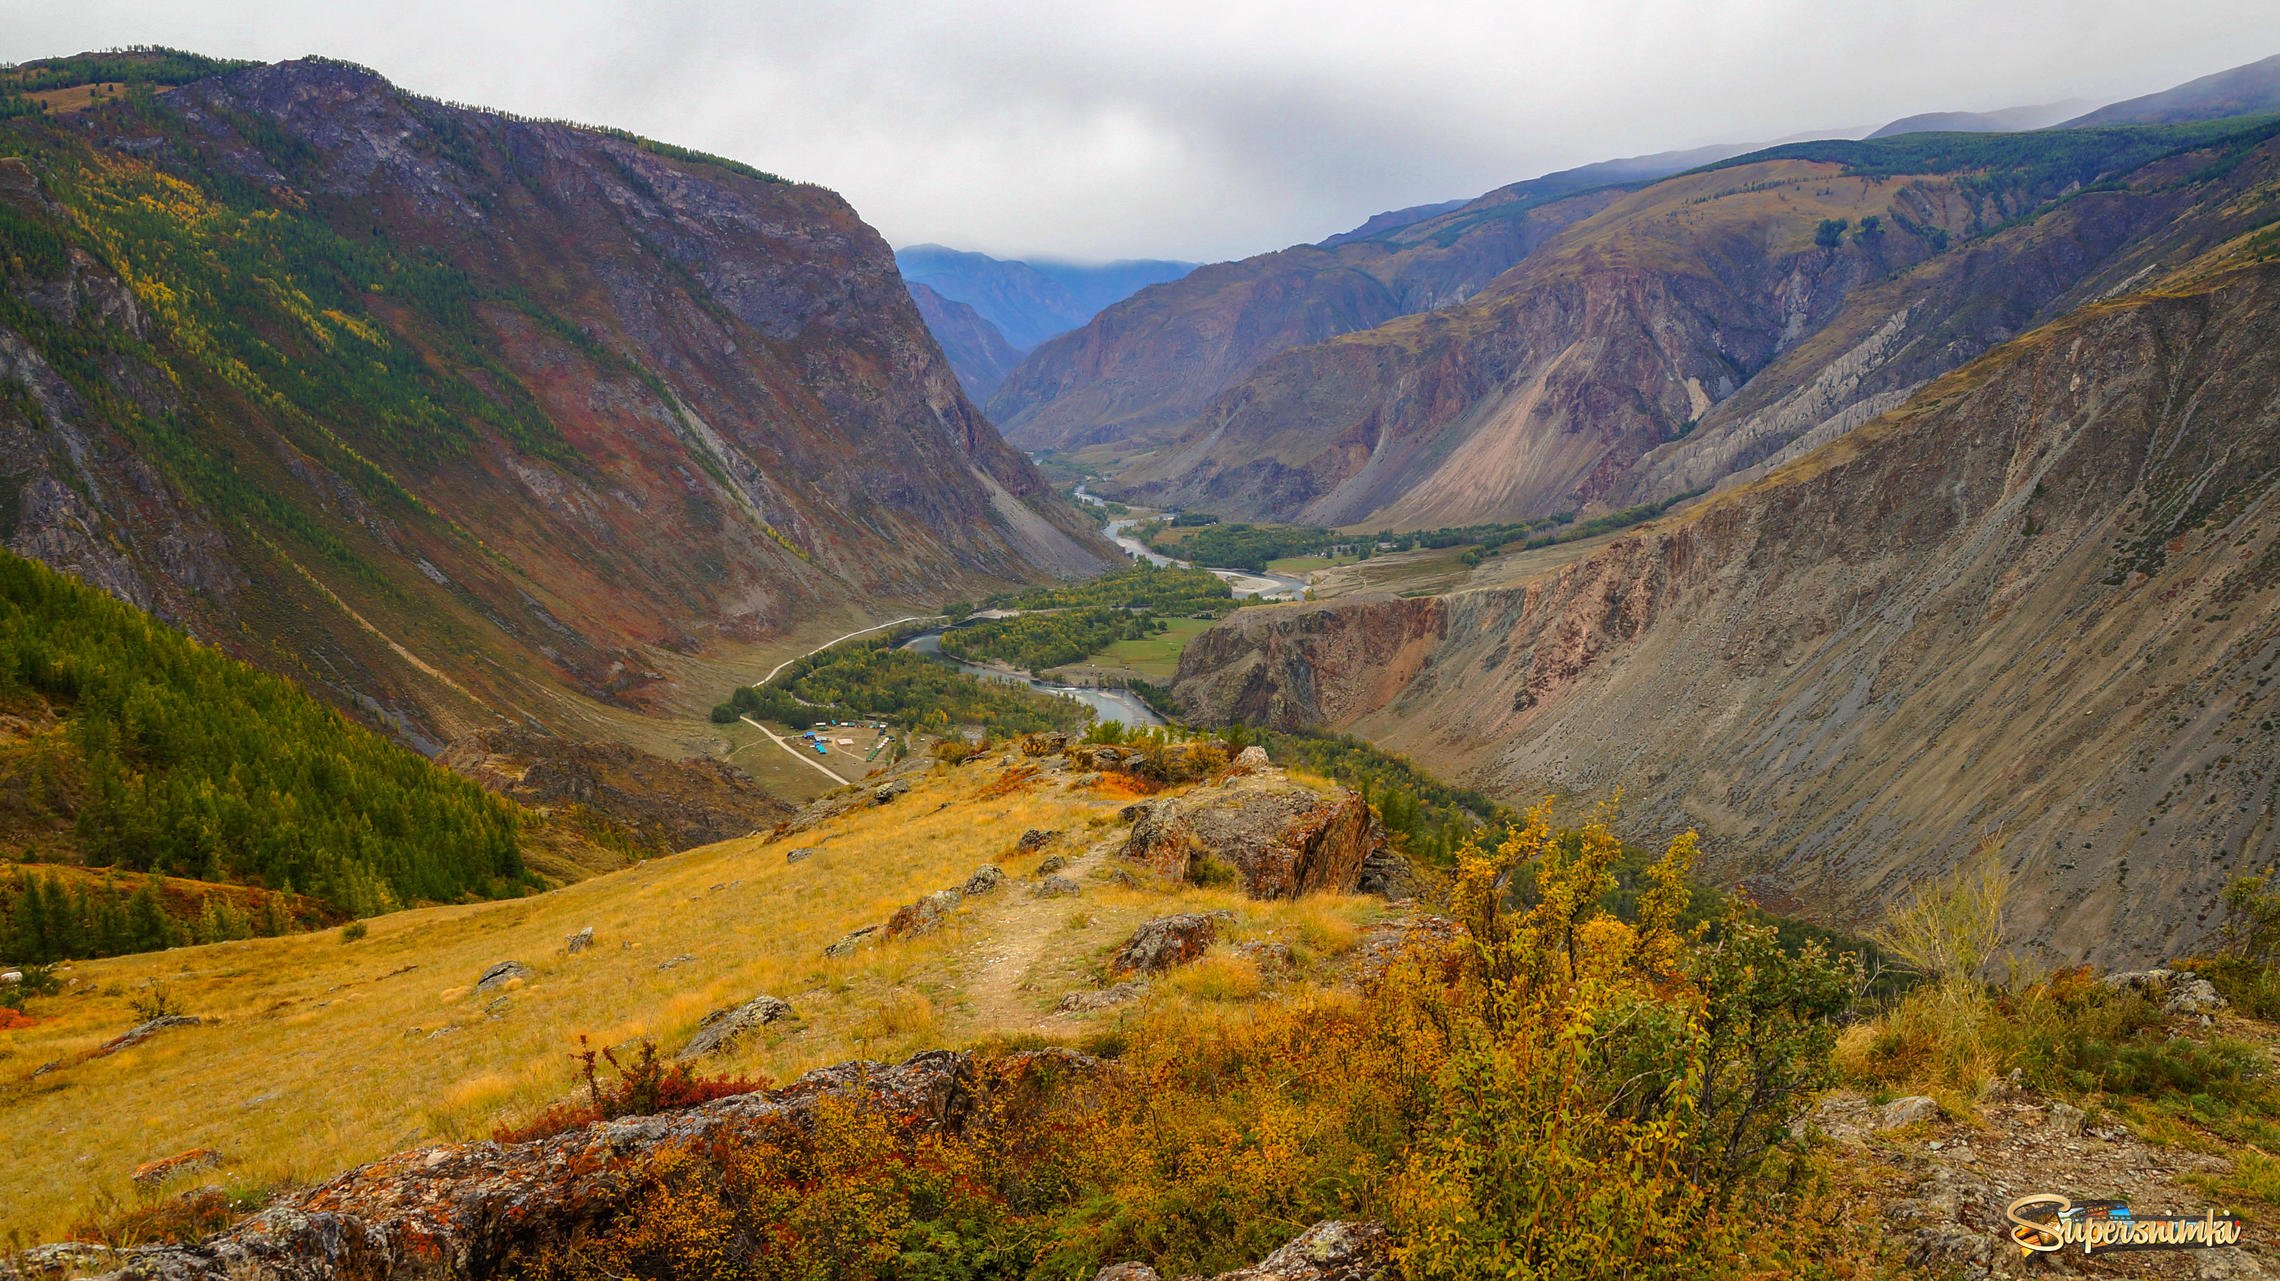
[0,752,1389,1243]
[1044,617,1214,683]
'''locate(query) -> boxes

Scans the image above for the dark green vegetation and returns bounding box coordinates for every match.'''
[712,633,1091,738]
[0,48,251,118]
[0,548,530,951]
[939,608,1167,673]
[1139,521,1335,572]
[1138,493,1702,574]
[0,868,331,965]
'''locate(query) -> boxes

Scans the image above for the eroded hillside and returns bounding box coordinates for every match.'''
[1172,253,2280,966]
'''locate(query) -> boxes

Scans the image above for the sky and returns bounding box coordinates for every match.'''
[8,1,2280,262]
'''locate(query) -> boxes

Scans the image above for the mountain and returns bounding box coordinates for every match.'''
[1866,100,2091,138]
[0,52,1111,774]
[985,143,1761,453]
[906,280,1022,400]
[893,244,1196,352]
[1112,117,2280,528]
[1171,234,2280,967]
[2064,52,2280,127]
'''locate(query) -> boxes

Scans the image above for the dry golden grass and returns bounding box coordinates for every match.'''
[0,754,1391,1243]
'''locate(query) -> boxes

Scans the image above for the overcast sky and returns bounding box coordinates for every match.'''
[8,1,2280,262]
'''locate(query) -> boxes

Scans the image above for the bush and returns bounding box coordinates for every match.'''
[494,1037,768,1143]
[340,920,369,942]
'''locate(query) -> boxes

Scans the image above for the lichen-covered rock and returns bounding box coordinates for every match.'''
[1122,770,1383,899]
[55,1052,982,1281]
[1036,854,1069,876]
[677,994,796,1059]
[963,866,1007,896]
[887,889,964,939]
[1018,828,1060,851]
[1211,1220,1391,1281]
[564,928,594,955]
[94,1015,203,1058]
[2102,968,2229,1015]
[1229,745,1272,773]
[131,1148,223,1187]
[1877,1096,1940,1129]
[473,961,529,993]
[824,925,879,957]
[1110,914,1219,976]
[1032,874,1082,899]
[785,846,818,863]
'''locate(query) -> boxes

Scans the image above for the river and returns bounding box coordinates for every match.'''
[900,629,1164,727]
[1073,486,1309,601]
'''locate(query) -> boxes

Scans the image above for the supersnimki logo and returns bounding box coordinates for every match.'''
[2006,1194,2245,1257]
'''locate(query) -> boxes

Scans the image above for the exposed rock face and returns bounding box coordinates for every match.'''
[1172,262,2280,966]
[906,280,1021,401]
[2102,969,2230,1016]
[677,994,796,1059]
[441,729,790,856]
[0,58,1110,764]
[472,962,528,994]
[52,1052,981,1281]
[1091,1221,1390,1281]
[1122,770,1384,899]
[1108,914,1220,976]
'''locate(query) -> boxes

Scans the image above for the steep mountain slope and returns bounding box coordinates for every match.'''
[2064,52,2280,127]
[906,281,1021,400]
[1171,248,2280,966]
[987,146,1751,453]
[1117,118,2280,528]
[0,54,1111,765]
[893,244,1195,352]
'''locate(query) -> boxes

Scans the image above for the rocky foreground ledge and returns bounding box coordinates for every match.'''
[7,1048,1386,1281]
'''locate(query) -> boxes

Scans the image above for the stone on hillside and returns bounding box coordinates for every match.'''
[1032,874,1081,899]
[887,889,964,939]
[131,1148,222,1187]
[1877,1096,1940,1129]
[565,928,594,955]
[1211,1220,1392,1281]
[1035,854,1068,875]
[2047,1101,2086,1135]
[1229,745,1271,773]
[1110,913,1218,977]
[1355,845,1416,899]
[872,780,909,805]
[678,994,796,1059]
[963,865,1006,896]
[1122,772,1384,899]
[785,846,818,863]
[1058,982,1149,1014]
[1235,940,1294,975]
[1096,1265,1160,1281]
[824,924,880,957]
[1019,732,1070,757]
[657,954,697,971]
[2102,967,2230,1015]
[1017,828,1060,851]
[474,961,530,993]
[94,1015,203,1058]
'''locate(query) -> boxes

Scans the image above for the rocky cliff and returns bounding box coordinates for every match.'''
[907,280,1022,401]
[1116,119,2280,529]
[1173,254,2280,966]
[0,55,1111,758]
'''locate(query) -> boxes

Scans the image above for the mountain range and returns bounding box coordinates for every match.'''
[893,244,1195,396]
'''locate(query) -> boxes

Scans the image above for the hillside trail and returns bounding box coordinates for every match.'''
[948,835,1120,1034]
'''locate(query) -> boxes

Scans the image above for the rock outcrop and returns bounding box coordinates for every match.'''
[1091,1221,1393,1281]
[1108,914,1220,976]
[677,994,797,1059]
[1122,770,1384,899]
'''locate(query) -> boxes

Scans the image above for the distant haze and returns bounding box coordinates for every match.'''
[9,1,2280,261]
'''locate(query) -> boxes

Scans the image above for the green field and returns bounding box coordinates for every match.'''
[1044,616,1215,682]
[1264,553,1353,574]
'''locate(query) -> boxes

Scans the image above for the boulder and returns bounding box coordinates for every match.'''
[872,780,909,805]
[1122,772,1384,899]
[887,889,965,939]
[564,928,594,955]
[1018,828,1060,851]
[1036,854,1069,876]
[785,846,818,863]
[1019,732,1070,757]
[1355,845,1416,899]
[963,866,1007,896]
[1876,1096,1940,1130]
[2046,1101,2086,1135]
[1212,1220,1391,1281]
[94,1015,203,1058]
[679,995,796,1059]
[1352,915,1465,982]
[474,961,529,994]
[1110,914,1219,976]
[2102,968,2230,1015]
[131,1148,222,1187]
[1032,875,1082,899]
[657,954,697,971]
[824,925,880,957]
[1095,1265,1160,1281]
